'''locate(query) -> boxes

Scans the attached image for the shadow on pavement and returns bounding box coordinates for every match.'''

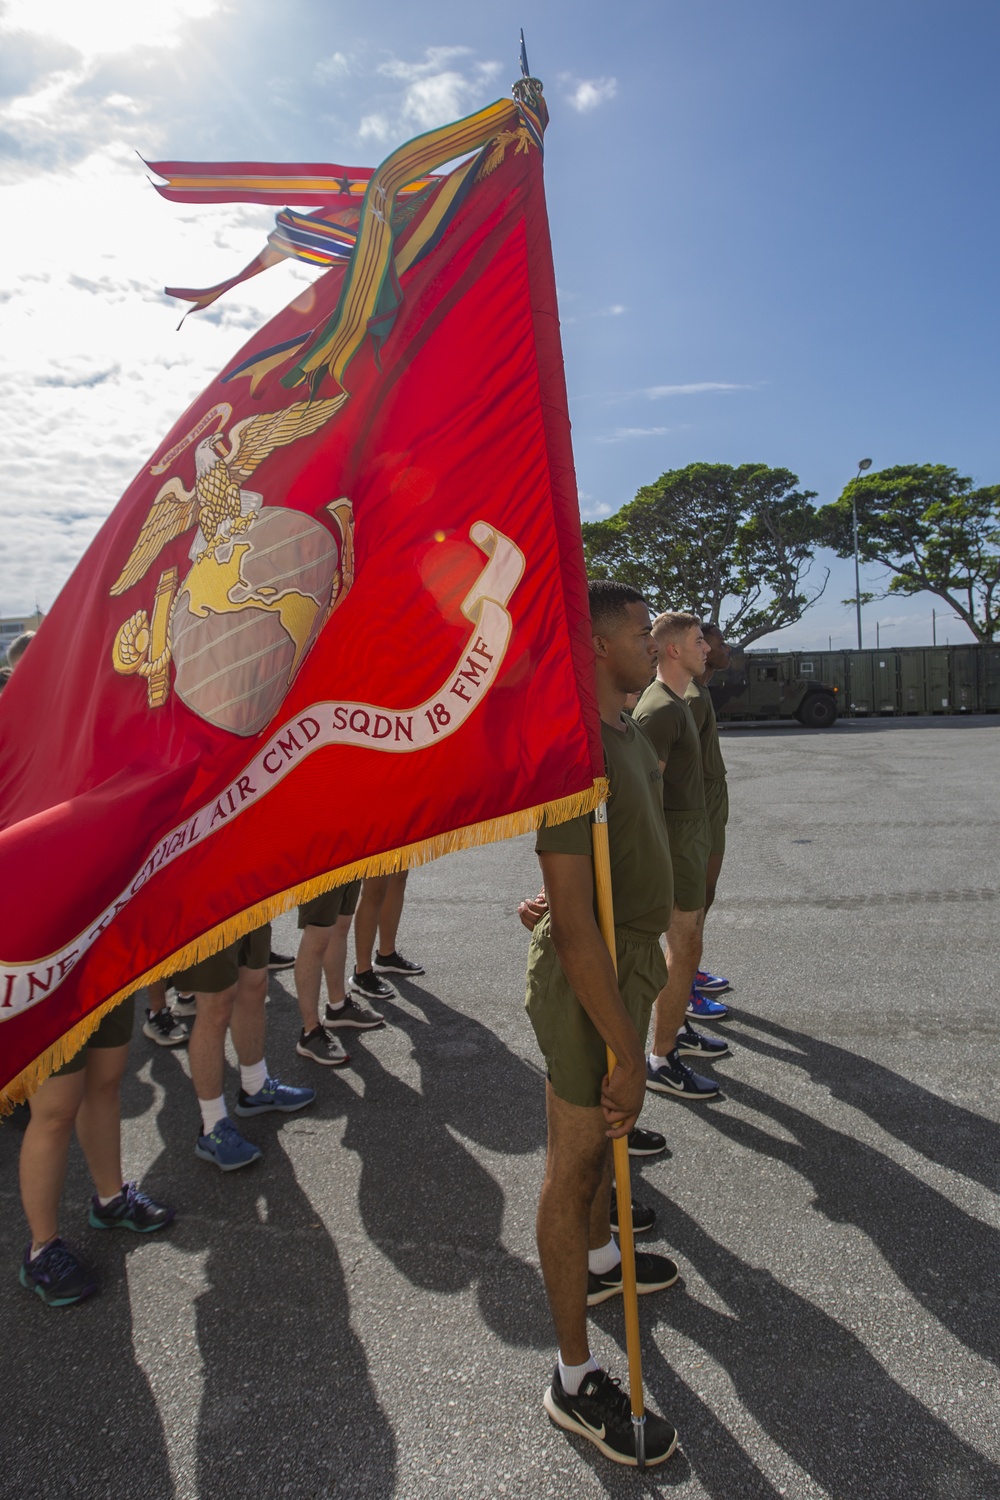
[340,978,552,1349]
[609,1200,1000,1500]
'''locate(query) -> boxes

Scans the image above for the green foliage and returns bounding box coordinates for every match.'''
[817,465,1000,642]
[582,462,827,647]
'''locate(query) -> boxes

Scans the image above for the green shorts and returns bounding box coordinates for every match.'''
[525,917,666,1108]
[704,779,729,858]
[173,923,271,995]
[665,809,711,911]
[298,879,362,928]
[53,996,136,1075]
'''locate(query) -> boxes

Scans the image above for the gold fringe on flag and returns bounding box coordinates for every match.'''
[1,778,607,1114]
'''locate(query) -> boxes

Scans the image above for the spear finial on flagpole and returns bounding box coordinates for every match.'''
[519,28,531,78]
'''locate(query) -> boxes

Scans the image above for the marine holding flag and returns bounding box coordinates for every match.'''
[0,71,605,1105]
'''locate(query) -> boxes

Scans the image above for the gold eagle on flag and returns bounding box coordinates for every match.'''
[110,397,342,596]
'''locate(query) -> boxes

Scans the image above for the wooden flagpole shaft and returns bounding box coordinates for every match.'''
[591,803,646,1458]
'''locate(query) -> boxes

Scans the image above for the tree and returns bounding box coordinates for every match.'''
[582,462,827,646]
[817,465,1000,643]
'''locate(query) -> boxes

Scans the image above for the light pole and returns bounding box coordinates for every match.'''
[853,458,872,649]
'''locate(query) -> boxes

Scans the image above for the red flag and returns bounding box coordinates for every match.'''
[0,83,603,1106]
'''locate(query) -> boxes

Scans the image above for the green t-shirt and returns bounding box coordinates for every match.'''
[535,715,673,934]
[633,678,706,813]
[685,682,727,782]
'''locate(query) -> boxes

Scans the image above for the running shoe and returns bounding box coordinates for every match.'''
[627,1126,667,1158]
[694,968,730,995]
[610,1197,656,1235]
[676,1019,731,1059]
[267,949,295,972]
[587,1250,679,1306]
[195,1117,262,1170]
[142,1007,189,1047]
[324,996,385,1030]
[686,989,730,1021]
[89,1182,175,1233]
[236,1076,316,1115]
[646,1051,720,1100]
[20,1238,98,1308]
[372,949,425,976]
[171,992,197,1017]
[296,1026,350,1067]
[544,1366,678,1467]
[350,967,395,1001]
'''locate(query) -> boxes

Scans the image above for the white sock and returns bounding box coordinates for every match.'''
[199,1095,228,1135]
[326,998,345,1012]
[558,1354,600,1395]
[588,1239,622,1276]
[240,1058,267,1096]
[97,1187,124,1206]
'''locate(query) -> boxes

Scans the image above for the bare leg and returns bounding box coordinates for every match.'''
[19,1070,87,1248]
[704,852,724,915]
[295,926,330,1032]
[537,1083,609,1365]
[228,966,268,1067]
[188,986,237,1102]
[75,1044,129,1198]
[147,980,168,1016]
[376,871,409,958]
[323,914,353,1006]
[354,876,390,974]
[651,905,704,1054]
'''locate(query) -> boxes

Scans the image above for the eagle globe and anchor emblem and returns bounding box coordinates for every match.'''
[110,398,353,737]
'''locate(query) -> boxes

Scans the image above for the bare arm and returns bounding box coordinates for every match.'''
[538,848,646,1136]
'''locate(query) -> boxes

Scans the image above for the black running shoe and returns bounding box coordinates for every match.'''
[324,996,385,1030]
[20,1239,98,1307]
[142,1007,189,1047]
[296,1026,350,1066]
[610,1197,656,1234]
[350,967,395,1000]
[646,1050,720,1099]
[89,1182,175,1233]
[266,949,295,972]
[676,1019,731,1059]
[544,1366,678,1467]
[587,1250,679,1306]
[372,949,424,976]
[627,1126,667,1157]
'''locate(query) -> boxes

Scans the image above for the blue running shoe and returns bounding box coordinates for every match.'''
[235,1076,316,1116]
[686,989,730,1021]
[20,1238,97,1307]
[676,1019,731,1059]
[694,968,730,995]
[646,1051,720,1100]
[195,1117,263,1171]
[89,1181,175,1233]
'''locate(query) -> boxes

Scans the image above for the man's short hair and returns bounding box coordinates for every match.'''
[650,610,702,646]
[6,631,34,668]
[588,579,646,637]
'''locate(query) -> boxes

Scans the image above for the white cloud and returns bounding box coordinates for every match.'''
[369,48,503,139]
[603,304,627,316]
[358,112,392,143]
[644,382,752,397]
[560,75,618,113]
[315,51,350,82]
[0,0,228,60]
[597,427,669,444]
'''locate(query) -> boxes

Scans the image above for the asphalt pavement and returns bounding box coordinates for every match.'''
[2,714,999,1500]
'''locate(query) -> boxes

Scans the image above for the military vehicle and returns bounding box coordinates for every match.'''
[708,651,838,727]
[709,643,1000,724]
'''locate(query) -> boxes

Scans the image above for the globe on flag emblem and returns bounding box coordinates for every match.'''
[170,502,352,737]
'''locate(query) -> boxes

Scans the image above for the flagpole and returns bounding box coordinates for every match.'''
[591,801,647,1468]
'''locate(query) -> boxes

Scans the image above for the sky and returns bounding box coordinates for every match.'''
[1,0,997,648]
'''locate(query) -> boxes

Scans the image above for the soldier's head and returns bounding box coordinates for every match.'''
[651,611,708,679]
[702,622,732,672]
[6,631,34,670]
[588,579,656,695]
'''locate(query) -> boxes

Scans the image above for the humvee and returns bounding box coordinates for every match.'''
[708,650,839,728]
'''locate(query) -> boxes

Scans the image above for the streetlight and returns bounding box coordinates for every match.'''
[853,458,872,649]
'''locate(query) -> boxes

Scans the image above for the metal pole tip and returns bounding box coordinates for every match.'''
[632,1413,646,1469]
